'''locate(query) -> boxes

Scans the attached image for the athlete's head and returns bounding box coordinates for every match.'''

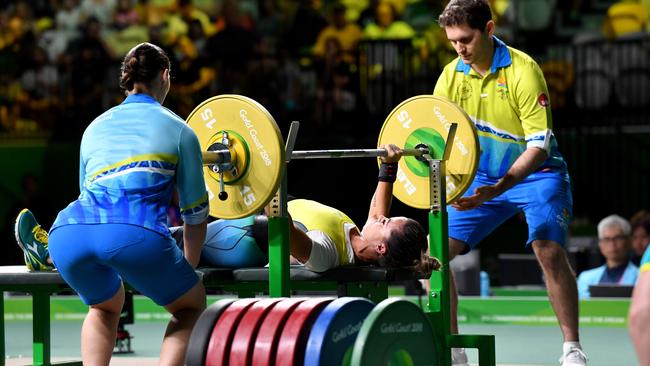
[438,0,494,66]
[363,216,440,275]
[120,42,171,103]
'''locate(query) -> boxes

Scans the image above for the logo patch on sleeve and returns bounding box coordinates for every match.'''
[537,93,550,107]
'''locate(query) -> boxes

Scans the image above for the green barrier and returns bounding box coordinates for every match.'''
[4,295,631,327]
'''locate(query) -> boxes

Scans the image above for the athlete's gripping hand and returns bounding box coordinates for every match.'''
[380,144,403,163]
[451,184,500,211]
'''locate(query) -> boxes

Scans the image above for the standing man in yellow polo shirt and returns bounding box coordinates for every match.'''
[433,1,587,365]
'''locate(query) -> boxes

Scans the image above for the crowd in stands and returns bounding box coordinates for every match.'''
[2,0,650,141]
[0,0,452,140]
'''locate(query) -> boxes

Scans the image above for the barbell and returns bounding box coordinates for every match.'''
[186,95,479,219]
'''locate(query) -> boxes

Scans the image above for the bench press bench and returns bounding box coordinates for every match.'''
[0,264,422,366]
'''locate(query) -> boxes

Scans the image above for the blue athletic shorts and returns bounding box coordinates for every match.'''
[49,223,199,306]
[448,171,573,250]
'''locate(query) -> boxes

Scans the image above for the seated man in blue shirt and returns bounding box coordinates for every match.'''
[577,214,639,299]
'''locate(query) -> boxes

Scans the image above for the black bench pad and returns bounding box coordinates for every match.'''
[0,265,423,288]
[199,266,425,283]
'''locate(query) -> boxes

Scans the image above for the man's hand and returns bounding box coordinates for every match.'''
[451,185,500,211]
[380,144,403,163]
[452,147,549,211]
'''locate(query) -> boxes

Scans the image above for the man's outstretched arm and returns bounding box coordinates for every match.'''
[367,144,403,220]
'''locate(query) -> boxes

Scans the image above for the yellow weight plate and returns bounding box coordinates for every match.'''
[378,95,479,207]
[187,95,285,219]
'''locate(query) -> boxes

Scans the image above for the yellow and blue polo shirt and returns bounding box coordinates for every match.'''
[52,93,209,236]
[434,36,567,179]
[641,245,650,273]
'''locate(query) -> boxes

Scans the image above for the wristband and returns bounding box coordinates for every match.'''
[378,162,398,183]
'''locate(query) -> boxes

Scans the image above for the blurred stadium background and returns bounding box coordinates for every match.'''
[2,0,649,285]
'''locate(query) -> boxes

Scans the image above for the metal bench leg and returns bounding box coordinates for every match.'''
[1,293,5,366]
[32,291,50,366]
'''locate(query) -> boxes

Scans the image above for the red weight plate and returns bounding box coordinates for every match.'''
[275,298,333,366]
[252,298,307,366]
[206,298,259,366]
[185,299,236,366]
[229,298,284,366]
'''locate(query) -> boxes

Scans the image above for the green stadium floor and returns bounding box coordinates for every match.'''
[4,321,635,366]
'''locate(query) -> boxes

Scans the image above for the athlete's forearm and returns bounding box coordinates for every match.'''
[367,181,393,219]
[495,147,547,194]
[183,220,207,268]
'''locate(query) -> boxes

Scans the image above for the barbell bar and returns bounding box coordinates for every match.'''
[202,147,430,165]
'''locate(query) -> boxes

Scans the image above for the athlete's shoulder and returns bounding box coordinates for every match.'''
[159,105,186,124]
[83,105,122,136]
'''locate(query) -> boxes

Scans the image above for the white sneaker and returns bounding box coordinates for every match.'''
[452,347,469,366]
[559,346,588,366]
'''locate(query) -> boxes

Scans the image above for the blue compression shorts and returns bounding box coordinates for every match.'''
[448,171,573,250]
[49,224,199,306]
[169,216,268,268]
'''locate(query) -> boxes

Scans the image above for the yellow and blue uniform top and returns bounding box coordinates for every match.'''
[52,94,209,236]
[434,36,567,179]
[641,244,650,273]
[288,199,356,266]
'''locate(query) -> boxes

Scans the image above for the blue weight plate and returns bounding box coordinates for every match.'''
[304,297,375,366]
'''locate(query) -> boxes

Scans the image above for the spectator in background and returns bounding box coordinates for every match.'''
[357,0,381,29]
[255,0,285,53]
[0,71,21,132]
[577,214,639,298]
[284,0,328,57]
[80,0,116,26]
[18,46,60,130]
[60,16,114,138]
[56,0,82,43]
[243,38,284,120]
[314,37,357,132]
[312,4,362,64]
[362,1,415,40]
[167,0,215,43]
[404,0,444,34]
[170,18,215,117]
[113,0,140,30]
[205,0,257,94]
[134,0,168,26]
[631,210,650,266]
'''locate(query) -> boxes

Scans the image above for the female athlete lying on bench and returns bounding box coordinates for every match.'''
[15,144,439,275]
